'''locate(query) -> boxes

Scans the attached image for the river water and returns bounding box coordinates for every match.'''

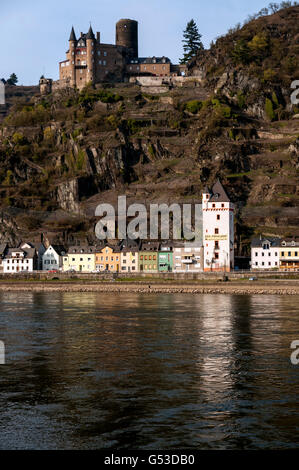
[0,292,298,450]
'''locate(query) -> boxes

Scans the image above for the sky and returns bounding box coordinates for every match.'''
[1,0,273,85]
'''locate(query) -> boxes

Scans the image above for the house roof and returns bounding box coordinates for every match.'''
[97,243,121,253]
[209,180,231,203]
[140,241,160,251]
[119,238,140,252]
[280,237,299,247]
[49,245,67,256]
[251,236,281,248]
[67,246,97,254]
[5,247,36,259]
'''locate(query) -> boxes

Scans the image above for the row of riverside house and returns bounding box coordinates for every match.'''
[0,181,235,274]
[0,239,203,274]
[0,181,297,274]
[0,235,298,274]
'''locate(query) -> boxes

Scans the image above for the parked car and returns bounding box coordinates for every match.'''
[48,269,59,273]
[249,277,258,281]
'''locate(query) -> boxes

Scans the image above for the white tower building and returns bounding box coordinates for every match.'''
[202,180,234,272]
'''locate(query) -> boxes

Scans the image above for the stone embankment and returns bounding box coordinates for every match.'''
[0,281,299,295]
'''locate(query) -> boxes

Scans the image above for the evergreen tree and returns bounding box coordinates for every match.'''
[7,73,18,86]
[180,19,204,64]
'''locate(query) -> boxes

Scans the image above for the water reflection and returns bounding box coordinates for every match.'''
[0,292,298,449]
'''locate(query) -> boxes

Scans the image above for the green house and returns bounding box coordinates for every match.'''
[158,243,173,272]
[139,241,160,273]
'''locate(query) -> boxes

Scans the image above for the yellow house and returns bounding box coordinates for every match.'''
[119,238,140,273]
[63,246,96,272]
[95,244,121,272]
[279,238,299,272]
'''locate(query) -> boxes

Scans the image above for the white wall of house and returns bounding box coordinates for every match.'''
[251,246,279,270]
[120,252,139,272]
[42,246,62,271]
[3,252,34,273]
[173,245,203,272]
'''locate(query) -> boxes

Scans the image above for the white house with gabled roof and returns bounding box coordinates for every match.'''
[42,245,66,271]
[251,236,280,270]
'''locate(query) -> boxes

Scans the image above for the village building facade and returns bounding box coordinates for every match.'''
[251,237,280,270]
[63,246,96,272]
[42,245,66,271]
[3,247,37,273]
[119,238,139,273]
[158,242,173,272]
[172,243,203,273]
[95,244,121,272]
[139,241,159,273]
[279,238,299,272]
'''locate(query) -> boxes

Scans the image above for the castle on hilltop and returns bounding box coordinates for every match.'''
[44,19,185,91]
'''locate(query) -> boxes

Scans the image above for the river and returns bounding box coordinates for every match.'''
[0,292,298,449]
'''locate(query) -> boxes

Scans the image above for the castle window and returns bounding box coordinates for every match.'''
[104,51,107,56]
[103,60,106,65]
[98,51,101,56]
[99,60,102,65]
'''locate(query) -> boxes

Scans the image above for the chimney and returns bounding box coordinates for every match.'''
[97,32,100,42]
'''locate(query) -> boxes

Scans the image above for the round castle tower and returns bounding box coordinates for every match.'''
[116,19,138,58]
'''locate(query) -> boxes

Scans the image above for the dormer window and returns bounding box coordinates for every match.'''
[282,241,286,246]
[263,244,270,250]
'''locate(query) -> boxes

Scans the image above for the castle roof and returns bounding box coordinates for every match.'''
[69,26,77,42]
[209,180,230,203]
[86,25,95,40]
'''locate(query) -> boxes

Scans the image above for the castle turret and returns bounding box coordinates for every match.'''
[86,25,95,84]
[69,26,77,87]
[116,19,138,58]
